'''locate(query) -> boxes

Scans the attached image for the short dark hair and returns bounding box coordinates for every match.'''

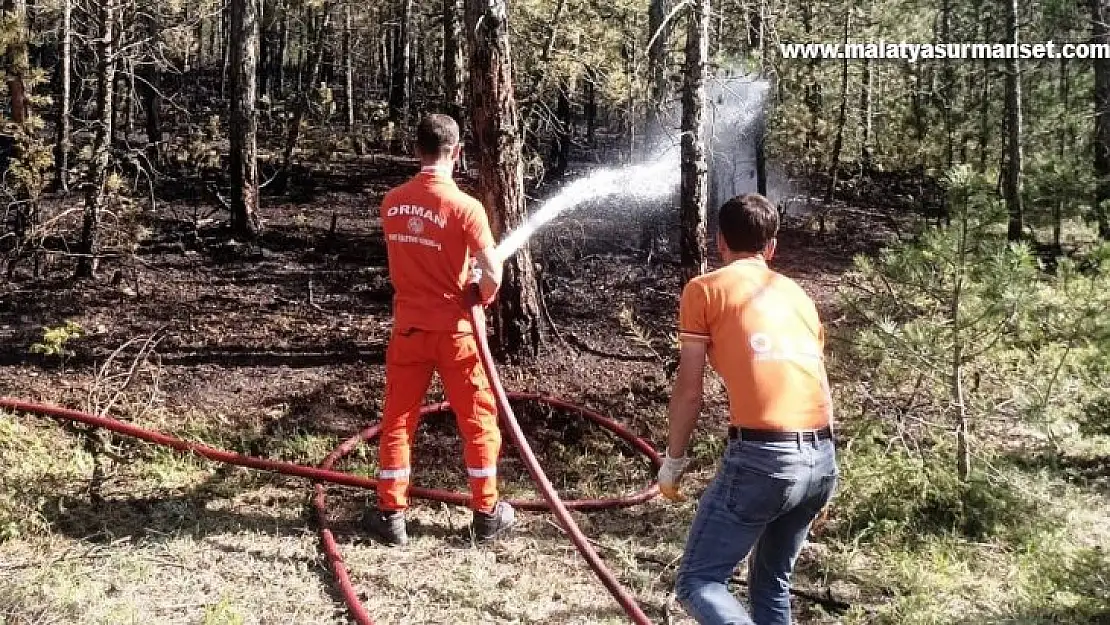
[718,194,779,253]
[415,114,460,157]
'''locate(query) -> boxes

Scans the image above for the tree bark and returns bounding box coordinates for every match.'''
[443,0,463,122]
[141,12,163,165]
[221,2,231,98]
[860,57,873,170]
[4,0,29,125]
[1094,0,1110,238]
[1004,0,1024,241]
[647,0,673,149]
[280,6,331,179]
[680,0,709,284]
[465,0,542,358]
[625,37,637,162]
[977,56,991,172]
[344,1,355,128]
[1056,56,1069,250]
[584,66,597,147]
[824,11,851,205]
[229,0,262,237]
[549,81,572,177]
[802,3,821,159]
[54,0,71,190]
[389,0,412,123]
[76,0,116,278]
[277,1,288,96]
[5,0,36,255]
[940,0,955,167]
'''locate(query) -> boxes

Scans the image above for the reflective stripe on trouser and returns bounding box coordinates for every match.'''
[377,328,501,513]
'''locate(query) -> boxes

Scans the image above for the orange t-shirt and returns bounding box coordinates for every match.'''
[380,170,495,333]
[678,258,833,430]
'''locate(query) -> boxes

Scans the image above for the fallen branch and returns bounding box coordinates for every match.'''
[565,331,658,363]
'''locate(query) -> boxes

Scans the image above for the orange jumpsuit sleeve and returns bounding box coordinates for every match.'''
[678,280,711,344]
[460,198,496,253]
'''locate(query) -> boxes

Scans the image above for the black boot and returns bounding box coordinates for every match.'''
[470,501,516,542]
[364,508,408,546]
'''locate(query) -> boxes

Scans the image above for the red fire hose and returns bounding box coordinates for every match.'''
[0,301,660,624]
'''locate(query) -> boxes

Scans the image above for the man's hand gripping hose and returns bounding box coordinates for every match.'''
[656,454,690,502]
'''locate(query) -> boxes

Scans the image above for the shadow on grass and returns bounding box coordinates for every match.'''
[955,546,1110,624]
[1004,447,1110,497]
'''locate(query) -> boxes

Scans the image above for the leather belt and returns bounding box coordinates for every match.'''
[727,425,833,443]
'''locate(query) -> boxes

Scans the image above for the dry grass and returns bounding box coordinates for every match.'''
[1,399,854,625]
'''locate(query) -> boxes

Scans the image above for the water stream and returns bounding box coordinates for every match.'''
[494,76,771,260]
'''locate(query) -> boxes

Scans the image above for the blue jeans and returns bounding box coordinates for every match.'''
[675,437,838,625]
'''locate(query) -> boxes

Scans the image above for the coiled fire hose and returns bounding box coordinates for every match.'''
[0,297,662,623]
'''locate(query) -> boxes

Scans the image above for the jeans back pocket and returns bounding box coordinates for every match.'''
[724,465,798,525]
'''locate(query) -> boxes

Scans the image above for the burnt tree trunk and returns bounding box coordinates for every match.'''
[1003,0,1024,241]
[4,0,30,125]
[940,0,955,167]
[1094,0,1110,238]
[229,0,263,237]
[802,3,821,159]
[344,1,355,128]
[5,0,36,255]
[824,11,851,205]
[860,57,873,171]
[647,0,672,148]
[584,65,597,147]
[141,13,163,165]
[443,0,463,122]
[1056,56,1069,250]
[465,0,542,358]
[221,2,231,97]
[277,2,288,96]
[54,0,71,190]
[76,0,115,278]
[680,0,709,284]
[389,0,412,123]
[977,56,991,172]
[549,81,572,177]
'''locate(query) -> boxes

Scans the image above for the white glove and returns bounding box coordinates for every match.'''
[657,454,690,502]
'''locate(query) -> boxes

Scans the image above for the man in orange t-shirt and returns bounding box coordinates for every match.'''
[658,194,838,625]
[364,114,514,546]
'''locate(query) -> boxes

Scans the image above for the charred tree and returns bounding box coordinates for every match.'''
[389,0,412,123]
[465,0,542,358]
[54,0,71,190]
[140,12,163,165]
[344,1,355,128]
[76,0,116,278]
[229,0,263,237]
[443,0,463,122]
[860,57,873,171]
[680,0,709,283]
[1094,0,1110,238]
[4,0,29,125]
[647,0,673,148]
[549,81,572,177]
[824,11,851,204]
[1003,0,1024,241]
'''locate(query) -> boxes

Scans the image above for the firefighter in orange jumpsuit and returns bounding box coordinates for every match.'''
[364,114,514,546]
